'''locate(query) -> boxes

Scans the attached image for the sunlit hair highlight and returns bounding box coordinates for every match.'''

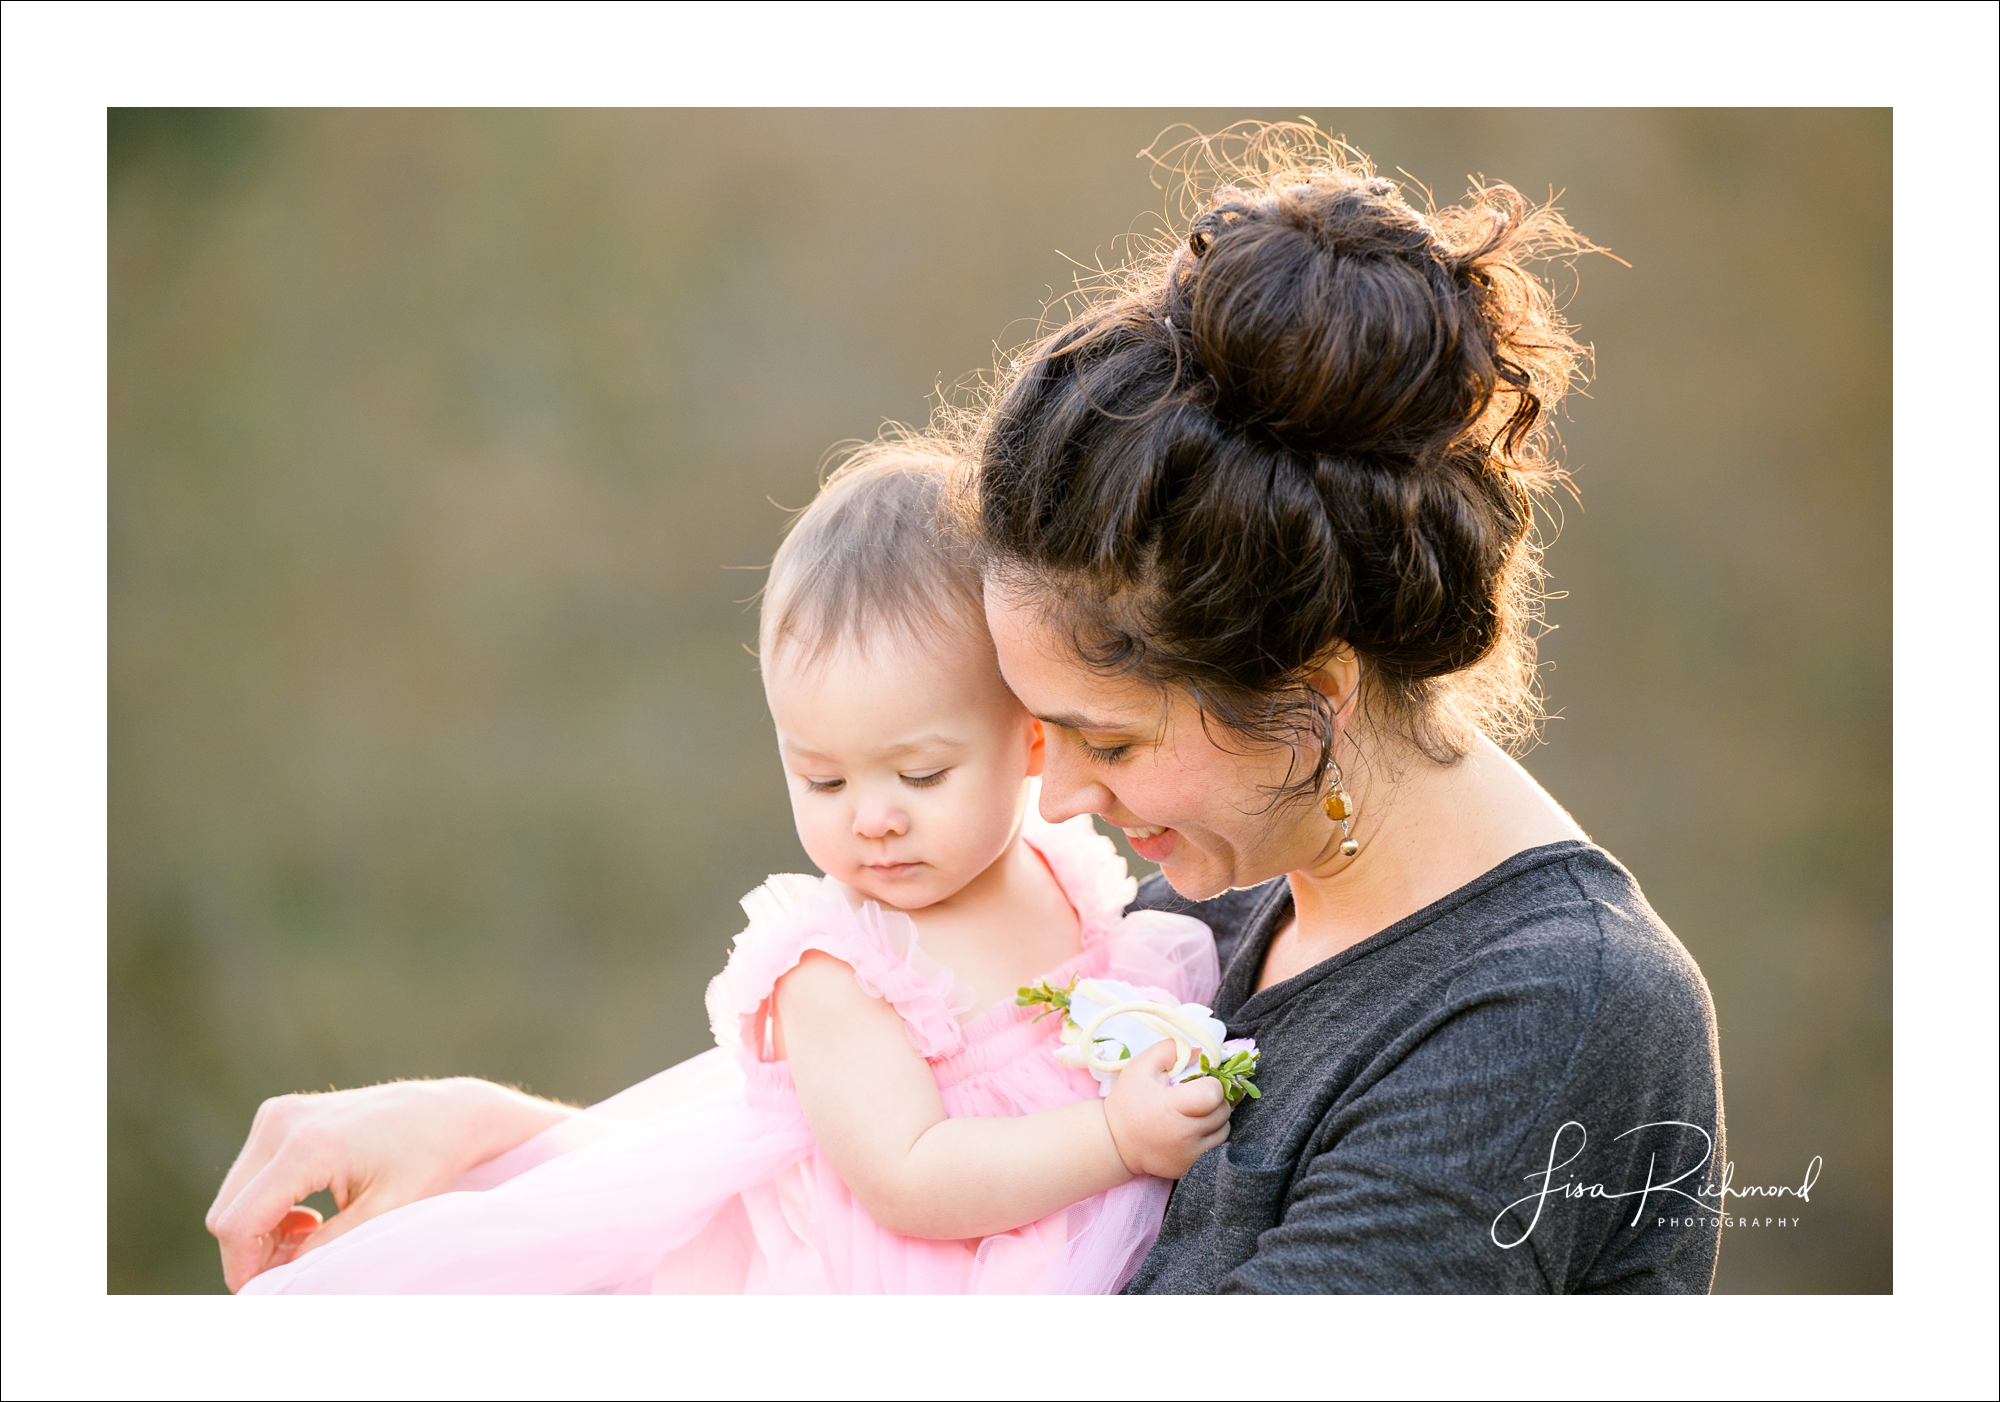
[954,122,1607,799]
[760,436,987,674]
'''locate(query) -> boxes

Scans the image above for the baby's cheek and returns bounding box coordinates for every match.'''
[947,784,1025,874]
[790,802,849,879]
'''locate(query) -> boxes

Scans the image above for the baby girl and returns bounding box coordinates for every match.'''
[241,440,1230,1293]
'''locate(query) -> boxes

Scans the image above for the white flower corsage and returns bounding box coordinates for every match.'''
[1016,975,1262,1104]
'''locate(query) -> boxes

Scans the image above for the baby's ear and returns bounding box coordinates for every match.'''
[1025,718,1046,777]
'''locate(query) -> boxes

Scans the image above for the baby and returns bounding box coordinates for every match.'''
[242,440,1229,1293]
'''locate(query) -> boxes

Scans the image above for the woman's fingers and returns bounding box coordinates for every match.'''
[219,1152,427,1288]
[290,1170,426,1258]
[210,1127,346,1293]
[251,1206,315,1274]
[205,1093,302,1236]
[294,1197,376,1253]
[275,1206,322,1239]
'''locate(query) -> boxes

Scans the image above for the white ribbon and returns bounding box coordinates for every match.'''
[1071,978,1228,1082]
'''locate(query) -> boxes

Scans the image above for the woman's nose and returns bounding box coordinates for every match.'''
[1036,743,1114,825]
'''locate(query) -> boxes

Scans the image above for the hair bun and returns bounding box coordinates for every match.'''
[1177,177,1508,466]
[978,126,1593,769]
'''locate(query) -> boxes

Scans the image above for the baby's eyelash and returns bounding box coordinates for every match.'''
[804,777,845,793]
[901,769,948,788]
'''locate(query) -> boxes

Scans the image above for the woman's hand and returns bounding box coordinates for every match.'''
[205,1077,575,1292]
[1102,1041,1233,1179]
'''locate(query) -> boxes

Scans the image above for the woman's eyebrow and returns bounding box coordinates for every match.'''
[1033,710,1129,733]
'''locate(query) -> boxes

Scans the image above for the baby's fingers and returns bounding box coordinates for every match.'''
[1184,1096,1232,1144]
[1166,1074,1227,1118]
[1155,1117,1232,1180]
[1126,1040,1182,1080]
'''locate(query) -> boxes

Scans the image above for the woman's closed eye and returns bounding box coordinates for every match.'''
[1077,737,1133,765]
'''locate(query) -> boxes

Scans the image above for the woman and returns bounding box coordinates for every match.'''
[207,129,1723,1294]
[966,131,1723,1292]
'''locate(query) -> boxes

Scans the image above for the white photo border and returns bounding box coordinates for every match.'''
[3,2,1993,1398]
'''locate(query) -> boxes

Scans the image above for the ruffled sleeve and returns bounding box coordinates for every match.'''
[1098,909,1221,1009]
[705,874,974,1065]
[1018,797,1219,1007]
[1019,805,1139,947]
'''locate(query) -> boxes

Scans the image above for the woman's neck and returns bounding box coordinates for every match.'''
[1259,733,1587,992]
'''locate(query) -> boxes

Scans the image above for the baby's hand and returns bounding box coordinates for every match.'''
[1103,1041,1232,1179]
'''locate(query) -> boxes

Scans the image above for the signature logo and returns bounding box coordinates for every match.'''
[1491,1121,1822,1249]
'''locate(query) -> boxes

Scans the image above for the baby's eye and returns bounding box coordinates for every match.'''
[900,769,948,788]
[804,776,845,793]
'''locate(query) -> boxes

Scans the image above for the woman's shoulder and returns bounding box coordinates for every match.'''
[1436,843,1716,1042]
[1323,845,1719,1152]
[1154,843,1714,1031]
[1471,842,1698,964]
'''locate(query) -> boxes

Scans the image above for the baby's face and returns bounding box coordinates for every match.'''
[764,628,1044,912]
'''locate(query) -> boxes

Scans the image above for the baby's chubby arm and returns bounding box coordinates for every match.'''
[776,950,1230,1240]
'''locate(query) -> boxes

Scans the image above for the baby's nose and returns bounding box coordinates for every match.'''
[852,802,909,839]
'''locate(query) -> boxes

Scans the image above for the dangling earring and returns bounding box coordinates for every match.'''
[1323,759,1360,858]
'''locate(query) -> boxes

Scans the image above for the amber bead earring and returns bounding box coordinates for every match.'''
[1323,759,1360,858]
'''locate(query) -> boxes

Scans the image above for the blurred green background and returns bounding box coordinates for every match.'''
[108,109,1889,1294]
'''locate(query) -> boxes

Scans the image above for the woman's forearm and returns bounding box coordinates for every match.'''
[869,1100,1132,1240]
[444,1077,581,1171]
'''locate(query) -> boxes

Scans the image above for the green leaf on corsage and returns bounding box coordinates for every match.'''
[1194,1048,1263,1105]
[1015,973,1079,1024]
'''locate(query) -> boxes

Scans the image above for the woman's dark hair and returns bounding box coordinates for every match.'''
[966,124,1596,791]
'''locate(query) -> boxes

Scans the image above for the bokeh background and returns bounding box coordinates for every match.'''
[108,109,1889,1293]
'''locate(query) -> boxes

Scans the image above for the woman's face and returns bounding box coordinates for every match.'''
[985,583,1337,900]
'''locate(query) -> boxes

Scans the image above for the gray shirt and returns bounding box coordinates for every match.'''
[1123,841,1726,1293]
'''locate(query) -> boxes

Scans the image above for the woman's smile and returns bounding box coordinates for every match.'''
[1120,825,1175,861]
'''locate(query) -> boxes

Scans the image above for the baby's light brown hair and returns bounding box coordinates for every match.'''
[760,437,988,674]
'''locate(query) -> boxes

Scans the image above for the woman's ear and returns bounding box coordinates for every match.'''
[1303,649,1363,736]
[1025,717,1047,777]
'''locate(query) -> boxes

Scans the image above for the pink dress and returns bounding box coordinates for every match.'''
[244,810,1217,1294]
